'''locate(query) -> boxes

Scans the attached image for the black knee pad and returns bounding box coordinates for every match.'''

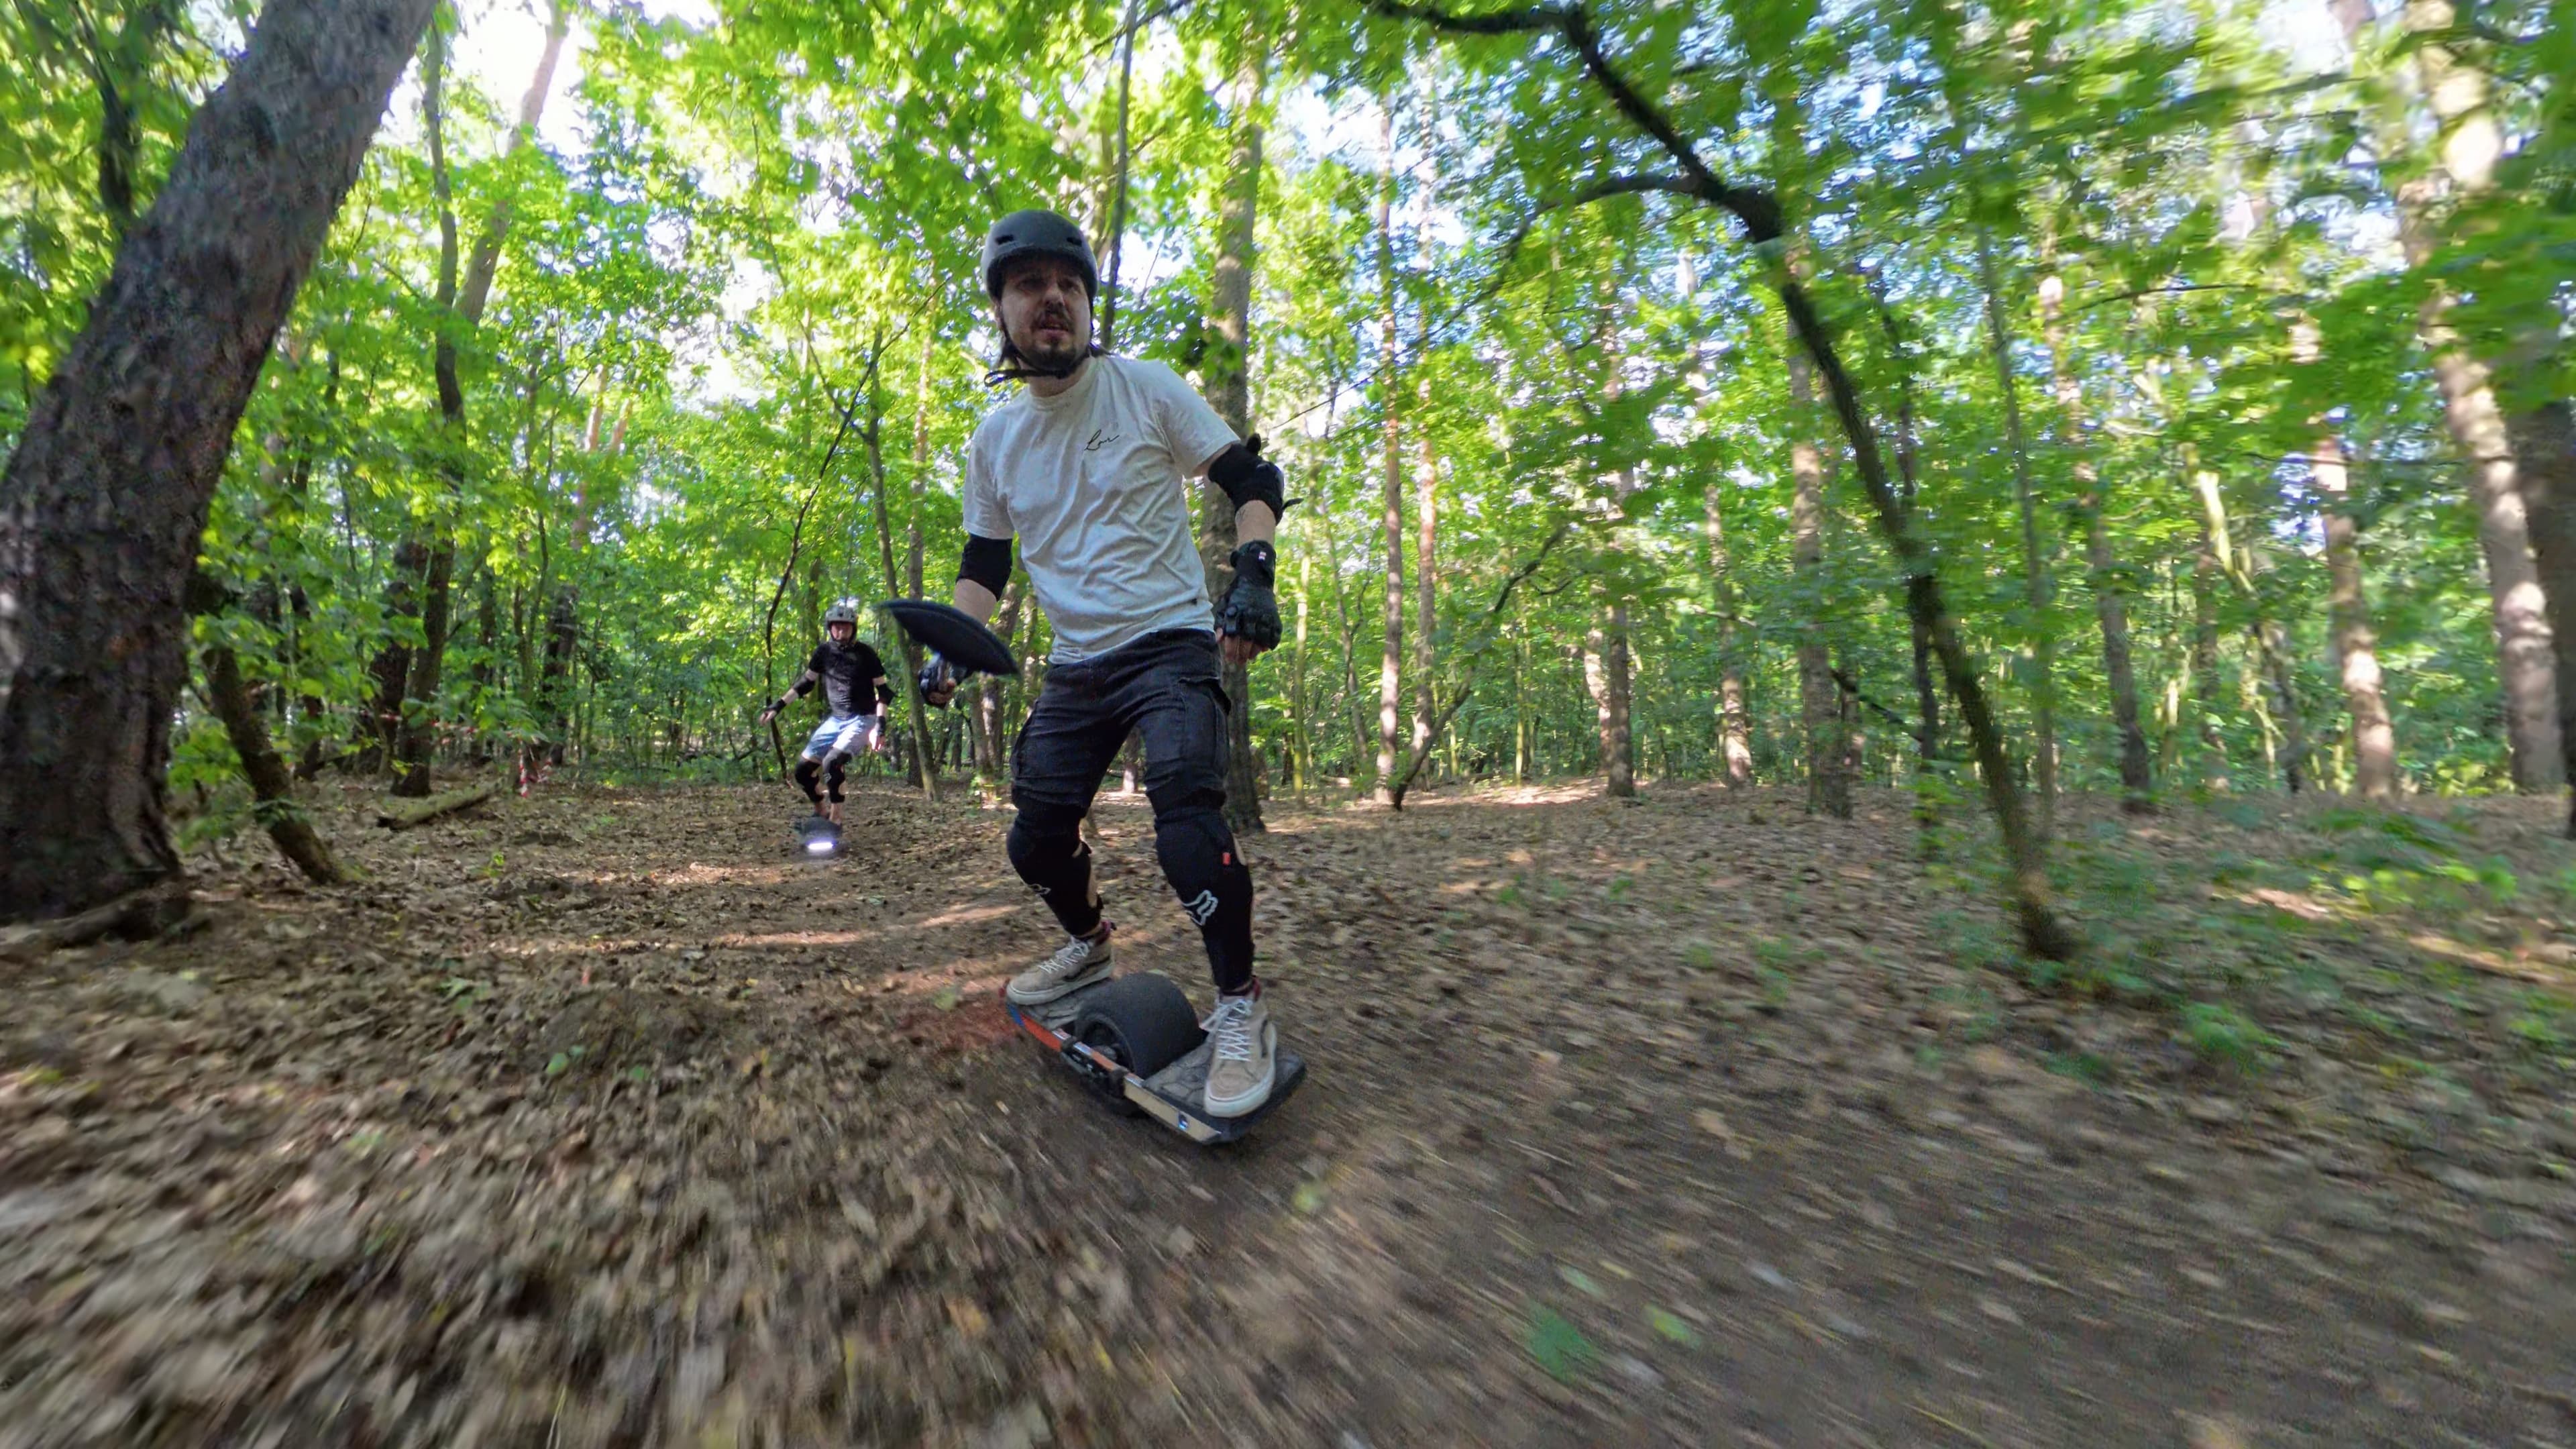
[1008,800,1101,936]
[793,758,822,804]
[822,750,850,802]
[1153,804,1254,994]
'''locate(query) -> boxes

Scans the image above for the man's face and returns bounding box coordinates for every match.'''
[828,621,854,643]
[996,255,1092,372]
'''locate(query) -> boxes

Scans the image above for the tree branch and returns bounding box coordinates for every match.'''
[1365,0,1572,35]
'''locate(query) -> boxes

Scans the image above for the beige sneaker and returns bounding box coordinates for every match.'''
[1006,929,1113,1005]
[1200,992,1276,1118]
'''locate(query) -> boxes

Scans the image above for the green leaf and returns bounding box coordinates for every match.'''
[1524,1303,1598,1383]
[1647,1307,1701,1347]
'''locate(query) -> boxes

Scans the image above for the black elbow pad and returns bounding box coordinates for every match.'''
[1208,435,1290,519]
[957,533,1012,596]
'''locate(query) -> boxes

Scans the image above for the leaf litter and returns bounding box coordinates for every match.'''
[0,780,2572,1446]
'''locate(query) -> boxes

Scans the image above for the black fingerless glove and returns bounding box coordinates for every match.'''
[1214,541,1281,650]
[916,652,959,706]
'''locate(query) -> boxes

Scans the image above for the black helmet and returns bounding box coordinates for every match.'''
[981,209,1097,301]
[824,601,860,629]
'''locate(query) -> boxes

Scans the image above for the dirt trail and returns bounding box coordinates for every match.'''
[4,780,2575,1448]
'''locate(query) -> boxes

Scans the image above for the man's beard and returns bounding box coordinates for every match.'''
[1013,311,1088,372]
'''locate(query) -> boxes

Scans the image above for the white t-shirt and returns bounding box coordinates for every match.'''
[963,355,1239,663]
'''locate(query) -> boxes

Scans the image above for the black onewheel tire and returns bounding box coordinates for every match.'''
[1066,974,1205,1115]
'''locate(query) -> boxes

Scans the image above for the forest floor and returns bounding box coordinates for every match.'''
[6,776,2576,1448]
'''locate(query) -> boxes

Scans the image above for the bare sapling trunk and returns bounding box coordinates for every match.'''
[1978,231,2057,837]
[2037,273,2151,812]
[2313,436,2399,798]
[1787,350,1848,819]
[1706,482,1753,785]
[863,339,938,802]
[1373,103,1406,804]
[0,0,439,920]
[394,1,570,796]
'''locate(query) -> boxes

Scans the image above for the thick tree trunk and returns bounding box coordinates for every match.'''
[1978,231,2056,835]
[2390,0,2575,819]
[1373,104,1406,804]
[1196,50,1266,833]
[2312,434,2399,798]
[1786,350,1848,818]
[1588,606,1633,797]
[2514,400,2576,830]
[2039,274,2151,811]
[2330,0,2559,790]
[0,0,437,921]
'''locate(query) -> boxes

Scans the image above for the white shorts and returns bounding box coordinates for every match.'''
[802,714,877,761]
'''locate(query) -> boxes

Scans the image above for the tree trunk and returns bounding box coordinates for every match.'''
[1705,482,1753,785]
[2312,433,2399,798]
[2038,272,2151,811]
[1977,230,2056,835]
[864,338,939,802]
[1291,545,1311,792]
[2201,466,2312,792]
[1588,606,1633,797]
[202,630,345,883]
[2190,470,2230,787]
[1373,103,1406,804]
[392,1,568,796]
[0,0,438,921]
[1786,350,1847,818]
[2324,0,2561,793]
[1195,48,1266,833]
[909,324,932,598]
[978,574,1025,781]
[2393,0,2576,824]
[1412,417,1439,775]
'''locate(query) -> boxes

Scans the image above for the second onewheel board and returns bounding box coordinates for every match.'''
[880,598,1019,678]
[792,813,841,858]
[1003,973,1306,1144]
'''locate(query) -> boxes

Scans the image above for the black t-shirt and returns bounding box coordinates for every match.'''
[798,639,888,718]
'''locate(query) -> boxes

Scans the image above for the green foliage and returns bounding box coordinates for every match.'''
[1,0,2560,959]
[2180,1001,2275,1072]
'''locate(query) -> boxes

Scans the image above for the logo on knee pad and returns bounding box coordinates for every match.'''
[1181,890,1220,926]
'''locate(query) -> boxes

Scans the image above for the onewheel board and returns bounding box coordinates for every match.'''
[1002,974,1306,1144]
[880,598,1019,678]
[793,814,841,858]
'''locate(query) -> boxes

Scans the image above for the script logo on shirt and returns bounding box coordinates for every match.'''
[1083,427,1124,453]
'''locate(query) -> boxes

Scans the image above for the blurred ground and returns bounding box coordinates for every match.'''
[4,777,2575,1447]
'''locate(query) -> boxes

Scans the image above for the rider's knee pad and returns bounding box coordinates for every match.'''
[1153,804,1253,988]
[1008,800,1100,934]
[793,758,822,804]
[822,750,850,802]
